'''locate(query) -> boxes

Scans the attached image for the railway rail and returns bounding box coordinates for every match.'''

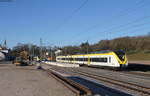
[79,66,150,80]
[44,68,132,96]
[82,66,150,78]
[46,65,150,96]
[68,68,150,96]
[44,69,93,96]
[123,71,150,77]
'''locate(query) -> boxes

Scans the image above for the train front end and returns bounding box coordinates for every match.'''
[114,50,128,69]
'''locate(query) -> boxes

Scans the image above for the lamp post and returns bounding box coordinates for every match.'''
[48,43,54,61]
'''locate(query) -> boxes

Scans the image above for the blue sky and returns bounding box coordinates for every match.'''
[0,0,150,48]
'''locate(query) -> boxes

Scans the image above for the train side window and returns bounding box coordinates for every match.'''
[80,58,84,61]
[58,58,61,60]
[84,58,88,61]
[91,58,107,62]
[103,58,107,62]
[109,57,111,63]
[67,58,70,61]
[66,58,69,61]
[75,58,79,61]
[75,58,77,61]
[62,58,65,60]
[69,58,73,61]
[78,58,81,61]
[75,58,84,61]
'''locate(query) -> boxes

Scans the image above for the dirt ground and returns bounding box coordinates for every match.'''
[0,63,75,96]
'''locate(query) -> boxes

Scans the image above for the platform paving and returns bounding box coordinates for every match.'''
[0,63,75,96]
[44,61,79,67]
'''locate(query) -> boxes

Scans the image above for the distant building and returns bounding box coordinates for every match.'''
[55,50,62,56]
[0,40,12,61]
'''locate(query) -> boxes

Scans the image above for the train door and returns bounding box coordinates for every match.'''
[88,56,90,66]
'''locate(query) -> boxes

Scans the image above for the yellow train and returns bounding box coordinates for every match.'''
[56,50,128,70]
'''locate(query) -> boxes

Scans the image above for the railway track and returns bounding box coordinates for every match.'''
[44,69,93,96]
[46,65,150,96]
[82,66,150,78]
[78,66,150,81]
[123,71,150,77]
[68,68,150,96]
[42,65,132,96]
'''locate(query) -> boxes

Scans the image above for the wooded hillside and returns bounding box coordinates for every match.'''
[61,34,150,55]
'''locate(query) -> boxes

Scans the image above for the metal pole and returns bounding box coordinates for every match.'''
[87,40,89,54]
[49,44,54,61]
[49,46,52,61]
[40,38,43,60]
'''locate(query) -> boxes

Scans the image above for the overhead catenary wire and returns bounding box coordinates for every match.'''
[110,21,150,34]
[89,21,150,43]
[70,0,150,45]
[114,23,150,38]
[57,0,149,47]
[88,16,150,39]
[55,0,89,32]
[66,0,147,44]
[74,0,148,37]
[86,20,150,43]
[71,15,150,45]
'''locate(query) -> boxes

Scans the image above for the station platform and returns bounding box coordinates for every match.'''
[0,62,75,96]
[43,61,79,67]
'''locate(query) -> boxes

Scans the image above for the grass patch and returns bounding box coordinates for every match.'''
[127,52,150,61]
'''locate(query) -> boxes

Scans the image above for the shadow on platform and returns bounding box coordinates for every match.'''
[67,76,132,96]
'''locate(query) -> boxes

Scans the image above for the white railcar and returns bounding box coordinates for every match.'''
[56,50,128,69]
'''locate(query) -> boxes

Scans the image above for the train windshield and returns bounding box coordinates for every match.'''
[114,50,125,61]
